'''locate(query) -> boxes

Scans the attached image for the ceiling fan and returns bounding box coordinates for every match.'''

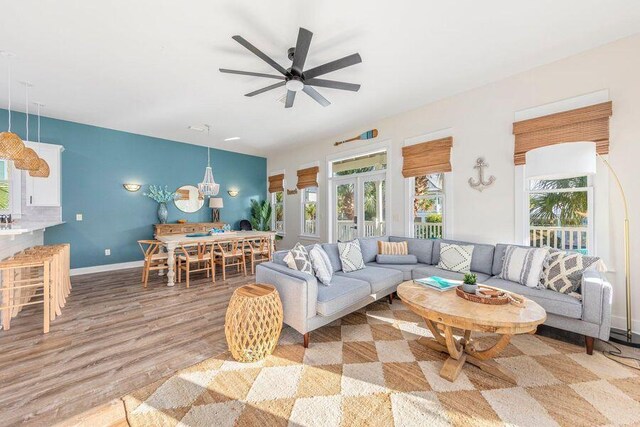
[220,27,362,108]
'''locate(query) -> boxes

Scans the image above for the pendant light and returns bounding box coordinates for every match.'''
[0,51,26,160]
[14,82,40,171]
[29,102,50,178]
[197,125,220,196]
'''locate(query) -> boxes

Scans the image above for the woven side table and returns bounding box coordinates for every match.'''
[225,283,283,362]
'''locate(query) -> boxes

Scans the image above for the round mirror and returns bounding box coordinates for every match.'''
[174,185,204,213]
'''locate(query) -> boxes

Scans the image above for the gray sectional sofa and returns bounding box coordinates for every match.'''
[256,236,612,353]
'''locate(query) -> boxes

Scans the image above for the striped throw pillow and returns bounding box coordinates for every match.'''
[378,241,408,255]
[498,245,549,288]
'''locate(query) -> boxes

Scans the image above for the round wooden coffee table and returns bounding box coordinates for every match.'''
[397,280,546,383]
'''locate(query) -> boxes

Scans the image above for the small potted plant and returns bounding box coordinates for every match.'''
[143,185,176,224]
[462,273,478,294]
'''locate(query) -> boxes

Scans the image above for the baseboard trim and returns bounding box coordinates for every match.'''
[71,260,144,276]
[611,314,640,335]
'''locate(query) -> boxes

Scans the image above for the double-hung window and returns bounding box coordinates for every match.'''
[410,173,444,239]
[528,175,593,254]
[271,190,285,235]
[301,186,318,237]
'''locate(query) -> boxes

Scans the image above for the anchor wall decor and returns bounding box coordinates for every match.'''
[468,157,496,192]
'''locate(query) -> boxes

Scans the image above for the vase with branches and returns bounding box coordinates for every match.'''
[143,185,176,224]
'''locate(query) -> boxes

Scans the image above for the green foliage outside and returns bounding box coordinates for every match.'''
[529,177,588,226]
[0,182,8,210]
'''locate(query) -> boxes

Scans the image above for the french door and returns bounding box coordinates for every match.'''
[333,172,386,242]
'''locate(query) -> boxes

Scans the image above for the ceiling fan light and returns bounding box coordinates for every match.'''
[285,78,304,92]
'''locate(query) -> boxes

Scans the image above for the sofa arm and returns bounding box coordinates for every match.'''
[256,262,318,334]
[581,269,613,340]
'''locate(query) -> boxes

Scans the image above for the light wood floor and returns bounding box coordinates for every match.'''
[0,266,254,426]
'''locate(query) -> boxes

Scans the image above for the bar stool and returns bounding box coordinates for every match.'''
[0,256,52,333]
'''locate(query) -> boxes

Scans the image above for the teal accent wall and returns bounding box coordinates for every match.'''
[0,109,267,269]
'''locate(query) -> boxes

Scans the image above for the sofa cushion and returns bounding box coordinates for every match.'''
[485,277,582,319]
[358,236,389,263]
[411,265,490,283]
[322,243,342,273]
[492,243,531,276]
[376,254,417,265]
[316,275,371,316]
[367,262,428,281]
[273,250,288,266]
[432,239,495,275]
[335,266,403,293]
[390,236,434,264]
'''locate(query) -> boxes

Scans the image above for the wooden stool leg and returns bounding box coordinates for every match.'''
[43,261,50,333]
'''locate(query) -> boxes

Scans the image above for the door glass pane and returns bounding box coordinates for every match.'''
[0,160,9,210]
[362,178,385,237]
[336,182,356,241]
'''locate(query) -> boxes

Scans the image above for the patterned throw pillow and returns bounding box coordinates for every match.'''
[338,239,365,272]
[437,243,474,273]
[309,244,333,285]
[498,245,548,288]
[283,242,313,275]
[541,249,603,294]
[378,241,408,255]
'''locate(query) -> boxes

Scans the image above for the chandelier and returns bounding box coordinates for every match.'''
[198,125,219,196]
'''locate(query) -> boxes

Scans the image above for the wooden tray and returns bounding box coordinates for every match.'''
[456,286,510,305]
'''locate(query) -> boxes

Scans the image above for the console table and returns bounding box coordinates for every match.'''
[154,222,225,237]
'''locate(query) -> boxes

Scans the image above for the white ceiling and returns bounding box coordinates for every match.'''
[1,1,639,156]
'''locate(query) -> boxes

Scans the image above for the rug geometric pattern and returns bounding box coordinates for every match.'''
[122,300,640,427]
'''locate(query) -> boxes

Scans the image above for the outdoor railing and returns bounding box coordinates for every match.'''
[414,222,443,239]
[335,220,386,241]
[529,226,588,252]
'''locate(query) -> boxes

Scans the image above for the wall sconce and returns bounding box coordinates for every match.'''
[123,183,142,192]
[227,189,239,197]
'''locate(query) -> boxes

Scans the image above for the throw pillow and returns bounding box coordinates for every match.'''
[542,249,603,294]
[309,244,333,285]
[437,243,474,273]
[378,240,408,255]
[338,239,365,272]
[498,245,548,288]
[283,242,313,275]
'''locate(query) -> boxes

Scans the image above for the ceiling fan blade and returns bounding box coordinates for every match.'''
[219,68,285,80]
[303,53,362,79]
[245,81,286,97]
[285,90,296,108]
[291,27,313,75]
[303,86,331,107]
[232,35,289,76]
[304,78,360,92]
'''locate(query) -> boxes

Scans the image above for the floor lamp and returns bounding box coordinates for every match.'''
[599,155,639,347]
[526,142,637,347]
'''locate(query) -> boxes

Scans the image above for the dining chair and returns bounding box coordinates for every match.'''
[138,240,169,288]
[244,236,272,274]
[176,241,215,288]
[213,239,246,281]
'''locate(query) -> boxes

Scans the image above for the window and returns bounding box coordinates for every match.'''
[331,151,387,176]
[0,159,10,212]
[528,175,592,254]
[301,186,318,237]
[410,173,444,239]
[271,190,285,235]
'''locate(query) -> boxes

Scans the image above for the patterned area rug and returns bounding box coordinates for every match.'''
[122,300,640,426]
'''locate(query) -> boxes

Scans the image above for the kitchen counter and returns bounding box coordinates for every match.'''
[0,220,65,237]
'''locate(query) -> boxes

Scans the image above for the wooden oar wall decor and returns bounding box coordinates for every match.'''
[334,129,378,146]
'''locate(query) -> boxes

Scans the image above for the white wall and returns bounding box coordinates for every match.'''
[267,33,640,333]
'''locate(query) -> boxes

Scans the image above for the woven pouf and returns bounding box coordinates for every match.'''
[225,283,283,362]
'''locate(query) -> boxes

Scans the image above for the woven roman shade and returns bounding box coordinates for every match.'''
[268,173,285,193]
[401,137,453,178]
[296,166,319,189]
[513,101,612,165]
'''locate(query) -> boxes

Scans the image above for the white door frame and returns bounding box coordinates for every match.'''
[326,141,391,243]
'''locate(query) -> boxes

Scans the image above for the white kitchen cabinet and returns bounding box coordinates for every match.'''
[24,141,63,207]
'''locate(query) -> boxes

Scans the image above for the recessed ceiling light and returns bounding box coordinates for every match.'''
[224,137,241,141]
[188,125,206,132]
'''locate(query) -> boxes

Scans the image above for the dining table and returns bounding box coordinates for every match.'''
[155,230,277,286]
